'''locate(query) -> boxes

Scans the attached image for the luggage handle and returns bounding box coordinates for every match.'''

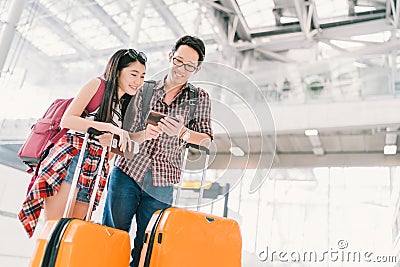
[63,127,108,220]
[175,143,210,210]
[87,127,110,138]
[185,143,209,155]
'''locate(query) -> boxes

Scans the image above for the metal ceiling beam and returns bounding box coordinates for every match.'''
[386,0,400,27]
[255,48,295,63]
[149,0,186,38]
[318,36,385,45]
[27,1,91,59]
[349,0,357,15]
[358,0,386,7]
[320,17,391,37]
[83,0,129,44]
[241,18,391,53]
[293,0,316,39]
[218,0,251,41]
[251,9,385,39]
[338,35,400,58]
[198,1,238,63]
[235,32,313,53]
[130,0,146,47]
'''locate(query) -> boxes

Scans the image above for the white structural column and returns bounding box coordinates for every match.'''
[0,0,26,78]
[130,0,146,48]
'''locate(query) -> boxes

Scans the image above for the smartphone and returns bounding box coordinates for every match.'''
[110,136,139,159]
[146,111,179,126]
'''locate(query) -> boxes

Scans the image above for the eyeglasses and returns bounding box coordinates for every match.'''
[125,49,147,64]
[172,57,197,72]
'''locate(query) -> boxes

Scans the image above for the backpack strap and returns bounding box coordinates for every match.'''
[141,80,157,125]
[140,81,198,129]
[187,83,198,130]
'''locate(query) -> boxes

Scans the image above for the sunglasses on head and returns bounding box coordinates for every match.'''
[125,49,147,63]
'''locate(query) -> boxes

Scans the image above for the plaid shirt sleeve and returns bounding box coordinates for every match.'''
[191,87,213,139]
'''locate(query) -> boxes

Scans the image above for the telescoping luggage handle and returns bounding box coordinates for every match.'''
[63,127,108,220]
[175,143,210,210]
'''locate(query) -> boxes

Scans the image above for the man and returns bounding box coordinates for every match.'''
[102,35,213,267]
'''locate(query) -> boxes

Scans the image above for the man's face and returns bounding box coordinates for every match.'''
[168,45,201,86]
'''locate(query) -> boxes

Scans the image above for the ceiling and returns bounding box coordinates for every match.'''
[1,0,399,76]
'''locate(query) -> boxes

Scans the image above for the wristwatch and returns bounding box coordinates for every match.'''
[180,128,190,141]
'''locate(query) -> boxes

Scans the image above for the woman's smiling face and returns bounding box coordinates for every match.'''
[118,61,146,96]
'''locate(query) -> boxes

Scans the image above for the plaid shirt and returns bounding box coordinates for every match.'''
[18,134,109,237]
[116,79,213,186]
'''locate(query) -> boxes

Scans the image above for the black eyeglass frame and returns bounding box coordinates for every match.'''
[125,49,147,64]
[172,57,198,72]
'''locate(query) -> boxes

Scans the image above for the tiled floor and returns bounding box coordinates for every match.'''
[0,165,38,266]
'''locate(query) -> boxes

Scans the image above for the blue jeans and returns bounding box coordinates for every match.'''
[102,167,173,267]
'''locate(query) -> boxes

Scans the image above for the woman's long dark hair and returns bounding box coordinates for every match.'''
[96,49,145,123]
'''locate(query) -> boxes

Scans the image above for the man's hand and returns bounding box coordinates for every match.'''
[118,129,132,152]
[160,115,184,137]
[145,123,163,140]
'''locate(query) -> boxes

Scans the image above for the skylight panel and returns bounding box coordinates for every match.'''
[314,0,349,19]
[92,0,135,40]
[69,18,122,49]
[23,24,76,56]
[237,0,276,29]
[166,1,200,33]
[40,0,77,24]
[94,0,120,8]
[98,1,123,16]
[139,25,175,43]
[139,5,176,43]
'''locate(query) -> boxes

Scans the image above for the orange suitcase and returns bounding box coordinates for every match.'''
[139,207,242,267]
[29,128,131,267]
[139,144,242,267]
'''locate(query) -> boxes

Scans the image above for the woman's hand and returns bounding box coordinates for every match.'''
[107,124,123,136]
[97,133,113,147]
[107,124,132,152]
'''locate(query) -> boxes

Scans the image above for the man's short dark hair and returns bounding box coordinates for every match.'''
[172,35,205,66]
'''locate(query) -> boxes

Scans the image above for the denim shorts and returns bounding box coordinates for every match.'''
[63,151,91,203]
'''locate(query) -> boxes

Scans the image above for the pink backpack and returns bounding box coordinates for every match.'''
[18,78,106,174]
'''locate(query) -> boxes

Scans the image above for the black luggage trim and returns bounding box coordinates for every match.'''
[41,218,73,267]
[143,208,168,267]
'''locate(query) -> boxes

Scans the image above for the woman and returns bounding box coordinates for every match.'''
[18,49,160,237]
